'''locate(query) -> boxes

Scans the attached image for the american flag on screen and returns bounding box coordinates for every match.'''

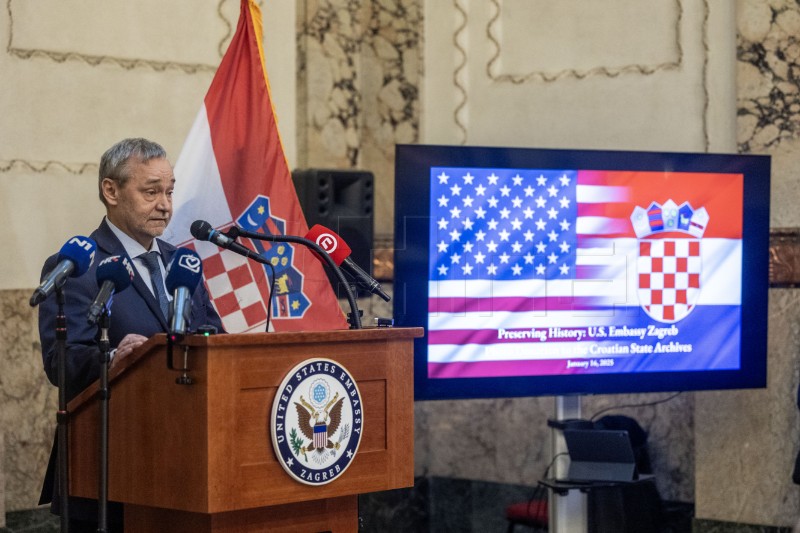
[432,169,596,281]
[428,167,630,317]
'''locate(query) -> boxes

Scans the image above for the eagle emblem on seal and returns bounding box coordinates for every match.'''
[295,392,345,453]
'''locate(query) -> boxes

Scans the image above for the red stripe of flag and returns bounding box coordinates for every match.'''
[577,170,742,239]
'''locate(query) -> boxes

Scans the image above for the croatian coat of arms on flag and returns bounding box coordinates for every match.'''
[179,195,312,333]
[631,200,709,323]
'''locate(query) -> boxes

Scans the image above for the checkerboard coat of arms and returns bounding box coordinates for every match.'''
[631,200,709,323]
[179,195,312,332]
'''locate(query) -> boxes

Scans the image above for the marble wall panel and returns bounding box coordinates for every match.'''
[491,0,680,76]
[736,0,800,227]
[423,0,737,153]
[9,1,224,67]
[1,431,5,527]
[0,1,216,167]
[414,396,551,486]
[696,290,800,526]
[297,0,422,237]
[0,290,57,512]
[737,0,800,156]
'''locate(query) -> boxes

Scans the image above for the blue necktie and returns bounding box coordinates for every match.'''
[140,251,170,320]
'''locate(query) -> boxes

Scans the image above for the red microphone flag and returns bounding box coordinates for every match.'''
[304,225,352,266]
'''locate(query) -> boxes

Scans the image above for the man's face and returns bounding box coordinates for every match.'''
[103,158,175,248]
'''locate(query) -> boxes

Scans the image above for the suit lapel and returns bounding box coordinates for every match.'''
[93,220,169,330]
[159,241,176,271]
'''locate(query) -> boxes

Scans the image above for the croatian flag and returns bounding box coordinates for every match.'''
[427,167,744,379]
[164,0,347,333]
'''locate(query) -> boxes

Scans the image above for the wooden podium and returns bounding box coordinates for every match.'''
[66,327,423,532]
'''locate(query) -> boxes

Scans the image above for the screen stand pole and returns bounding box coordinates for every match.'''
[550,395,587,533]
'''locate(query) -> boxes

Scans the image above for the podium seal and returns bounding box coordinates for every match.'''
[270,358,363,485]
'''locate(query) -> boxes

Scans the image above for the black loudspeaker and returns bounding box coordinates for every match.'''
[292,169,374,296]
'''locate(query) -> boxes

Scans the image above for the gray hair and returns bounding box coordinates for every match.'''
[98,138,167,205]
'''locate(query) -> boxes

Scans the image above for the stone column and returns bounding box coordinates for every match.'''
[296,0,422,238]
[1,431,5,528]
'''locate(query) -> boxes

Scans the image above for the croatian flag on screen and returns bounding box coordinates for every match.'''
[427,167,743,379]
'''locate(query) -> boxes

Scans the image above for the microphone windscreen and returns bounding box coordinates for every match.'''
[190,220,214,241]
[165,248,203,294]
[96,255,135,292]
[304,224,352,265]
[57,236,97,277]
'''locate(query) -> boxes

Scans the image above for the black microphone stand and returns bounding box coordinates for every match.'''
[232,228,362,329]
[96,309,112,533]
[54,285,70,533]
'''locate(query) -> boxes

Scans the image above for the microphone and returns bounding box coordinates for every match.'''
[190,220,264,262]
[30,236,97,306]
[305,225,390,302]
[164,248,203,341]
[87,255,135,325]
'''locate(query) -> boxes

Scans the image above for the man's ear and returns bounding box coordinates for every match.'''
[101,178,119,206]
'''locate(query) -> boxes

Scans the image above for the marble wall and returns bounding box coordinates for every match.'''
[0,431,4,528]
[692,0,800,526]
[0,290,55,512]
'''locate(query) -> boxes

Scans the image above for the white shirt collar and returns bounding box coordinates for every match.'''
[105,217,160,258]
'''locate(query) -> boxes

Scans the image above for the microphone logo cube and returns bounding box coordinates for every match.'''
[68,236,95,252]
[178,254,202,273]
[122,257,135,280]
[315,233,338,253]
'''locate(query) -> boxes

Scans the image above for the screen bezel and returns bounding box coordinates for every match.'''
[393,144,770,400]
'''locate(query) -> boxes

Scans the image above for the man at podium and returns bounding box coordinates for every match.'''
[37,138,224,531]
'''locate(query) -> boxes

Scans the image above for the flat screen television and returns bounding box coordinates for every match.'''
[393,144,770,400]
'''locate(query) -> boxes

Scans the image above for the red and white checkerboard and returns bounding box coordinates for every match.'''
[637,239,701,323]
[182,238,271,333]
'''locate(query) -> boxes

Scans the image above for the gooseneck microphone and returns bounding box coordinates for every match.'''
[30,236,97,306]
[190,220,264,262]
[305,225,390,302]
[87,255,135,325]
[165,248,204,341]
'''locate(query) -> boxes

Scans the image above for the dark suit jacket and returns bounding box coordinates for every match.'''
[38,219,224,520]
